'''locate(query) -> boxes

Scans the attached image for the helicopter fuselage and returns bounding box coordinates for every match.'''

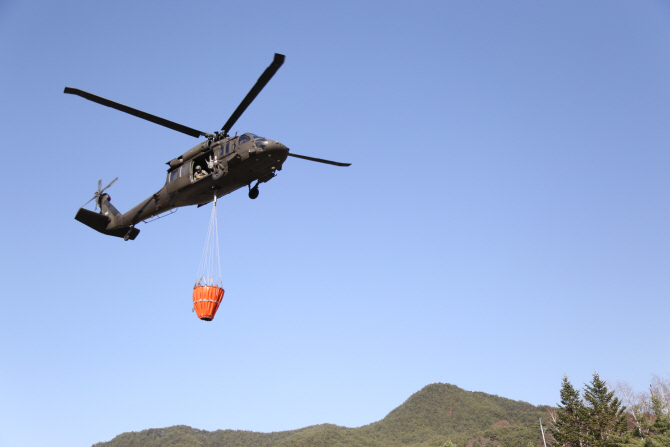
[120,133,288,225]
[74,132,289,241]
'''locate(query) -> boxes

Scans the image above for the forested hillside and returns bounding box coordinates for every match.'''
[93,383,551,447]
[91,375,670,447]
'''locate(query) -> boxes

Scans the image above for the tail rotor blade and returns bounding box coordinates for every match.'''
[98,179,102,193]
[287,153,351,167]
[81,196,96,208]
[100,177,118,194]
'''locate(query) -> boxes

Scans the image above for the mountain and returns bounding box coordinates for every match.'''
[92,383,552,447]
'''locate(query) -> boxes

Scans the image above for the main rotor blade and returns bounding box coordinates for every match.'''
[64,87,208,138]
[221,53,285,135]
[287,153,351,167]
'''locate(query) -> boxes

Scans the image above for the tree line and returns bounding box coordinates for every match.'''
[549,373,670,447]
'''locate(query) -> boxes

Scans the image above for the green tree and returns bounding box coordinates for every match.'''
[551,375,586,447]
[634,395,670,447]
[649,395,670,435]
[582,373,628,447]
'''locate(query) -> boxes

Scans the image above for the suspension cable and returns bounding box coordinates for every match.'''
[195,196,222,287]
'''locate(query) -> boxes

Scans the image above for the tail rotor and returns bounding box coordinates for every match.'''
[82,177,118,210]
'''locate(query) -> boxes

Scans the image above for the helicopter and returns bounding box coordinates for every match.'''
[66,53,350,241]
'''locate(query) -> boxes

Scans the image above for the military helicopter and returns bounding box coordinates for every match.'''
[66,53,350,241]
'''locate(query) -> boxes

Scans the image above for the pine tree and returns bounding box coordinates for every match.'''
[641,395,670,447]
[582,373,628,447]
[627,395,670,447]
[650,395,670,435]
[551,375,586,447]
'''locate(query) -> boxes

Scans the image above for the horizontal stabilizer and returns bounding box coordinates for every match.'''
[75,208,140,240]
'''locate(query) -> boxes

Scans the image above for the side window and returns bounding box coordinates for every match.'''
[169,170,178,183]
[180,164,190,178]
[238,134,251,145]
[225,142,230,154]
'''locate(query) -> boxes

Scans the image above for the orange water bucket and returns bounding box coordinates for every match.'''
[192,285,225,321]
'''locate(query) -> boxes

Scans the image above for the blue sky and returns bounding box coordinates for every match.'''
[1,1,669,446]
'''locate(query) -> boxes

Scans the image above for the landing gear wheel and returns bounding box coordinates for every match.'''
[248,181,260,200]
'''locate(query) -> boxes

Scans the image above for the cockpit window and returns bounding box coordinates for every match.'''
[238,134,251,145]
[249,133,268,149]
[255,138,269,148]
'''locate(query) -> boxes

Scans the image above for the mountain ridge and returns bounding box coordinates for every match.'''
[93,383,552,447]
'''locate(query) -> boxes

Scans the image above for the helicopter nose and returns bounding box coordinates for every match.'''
[264,140,288,152]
